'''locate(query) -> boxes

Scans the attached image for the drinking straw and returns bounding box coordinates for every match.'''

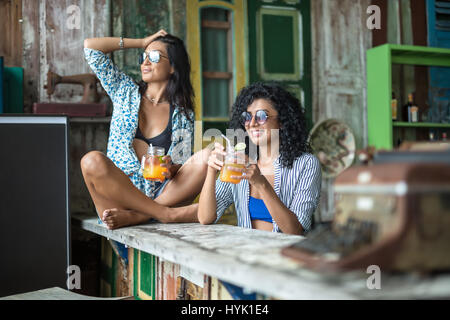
[221,134,232,150]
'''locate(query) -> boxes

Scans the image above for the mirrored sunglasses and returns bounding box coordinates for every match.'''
[241,110,274,126]
[139,50,168,64]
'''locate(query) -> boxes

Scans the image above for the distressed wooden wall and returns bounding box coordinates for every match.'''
[0,0,22,68]
[311,0,373,221]
[21,0,110,110]
[20,0,186,110]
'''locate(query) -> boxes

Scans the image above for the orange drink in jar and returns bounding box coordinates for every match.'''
[141,145,167,182]
[219,143,247,184]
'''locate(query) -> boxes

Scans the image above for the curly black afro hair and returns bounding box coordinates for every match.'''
[228,82,311,169]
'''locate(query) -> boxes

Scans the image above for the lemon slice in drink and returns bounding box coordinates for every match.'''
[234,143,246,151]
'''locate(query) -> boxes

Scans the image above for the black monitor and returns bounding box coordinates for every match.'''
[0,115,71,297]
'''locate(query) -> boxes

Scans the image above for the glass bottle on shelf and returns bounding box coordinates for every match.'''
[410,96,419,123]
[391,92,398,121]
[403,93,413,122]
[403,93,419,123]
[429,130,435,141]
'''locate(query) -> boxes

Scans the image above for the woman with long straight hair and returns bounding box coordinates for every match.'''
[81,30,210,230]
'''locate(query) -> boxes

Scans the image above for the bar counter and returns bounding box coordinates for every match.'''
[72,213,450,300]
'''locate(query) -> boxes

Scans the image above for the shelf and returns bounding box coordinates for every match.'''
[202,117,229,122]
[367,44,450,150]
[389,44,450,67]
[69,116,111,123]
[393,122,450,128]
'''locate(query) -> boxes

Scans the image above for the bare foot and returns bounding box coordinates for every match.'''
[102,208,151,230]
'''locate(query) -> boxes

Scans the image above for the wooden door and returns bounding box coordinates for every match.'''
[247,0,312,128]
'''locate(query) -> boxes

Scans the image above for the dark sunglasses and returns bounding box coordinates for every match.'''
[139,50,169,64]
[241,110,277,126]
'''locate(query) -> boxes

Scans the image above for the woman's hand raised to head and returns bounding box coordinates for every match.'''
[207,143,226,172]
[142,29,168,49]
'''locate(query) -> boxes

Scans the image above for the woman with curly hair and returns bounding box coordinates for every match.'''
[198,82,321,235]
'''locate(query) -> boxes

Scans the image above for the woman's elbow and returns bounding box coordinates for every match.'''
[198,216,214,225]
[197,211,215,225]
[84,38,92,49]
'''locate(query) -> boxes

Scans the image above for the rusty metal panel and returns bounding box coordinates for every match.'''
[311,0,372,221]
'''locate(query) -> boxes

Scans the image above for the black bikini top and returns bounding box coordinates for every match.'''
[135,104,174,153]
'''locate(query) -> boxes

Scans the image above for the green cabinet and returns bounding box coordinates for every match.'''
[367,44,450,150]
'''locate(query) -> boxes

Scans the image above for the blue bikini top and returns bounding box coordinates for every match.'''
[249,196,273,223]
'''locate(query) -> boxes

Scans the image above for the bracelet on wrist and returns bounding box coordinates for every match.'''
[119,36,124,50]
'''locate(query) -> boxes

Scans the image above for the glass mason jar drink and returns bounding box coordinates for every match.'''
[141,145,167,182]
[220,148,246,184]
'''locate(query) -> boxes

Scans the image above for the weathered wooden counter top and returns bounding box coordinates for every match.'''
[72,213,450,300]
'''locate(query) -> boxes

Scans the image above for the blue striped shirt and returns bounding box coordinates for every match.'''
[214,153,322,233]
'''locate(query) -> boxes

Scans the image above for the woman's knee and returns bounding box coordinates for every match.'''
[194,147,212,166]
[183,147,211,167]
[80,151,109,177]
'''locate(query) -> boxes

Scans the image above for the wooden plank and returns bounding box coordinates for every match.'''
[21,0,40,113]
[201,20,231,29]
[185,279,203,300]
[183,275,210,300]
[0,0,22,67]
[127,248,134,297]
[210,277,233,300]
[202,71,233,79]
[156,258,180,300]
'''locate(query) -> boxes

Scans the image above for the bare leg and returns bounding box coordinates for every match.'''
[154,147,211,207]
[80,151,194,228]
[100,148,211,228]
[81,148,210,229]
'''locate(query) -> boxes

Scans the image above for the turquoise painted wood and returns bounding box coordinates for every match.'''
[3,67,23,113]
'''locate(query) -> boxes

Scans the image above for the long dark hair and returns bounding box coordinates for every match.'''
[229,82,311,168]
[137,34,194,120]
